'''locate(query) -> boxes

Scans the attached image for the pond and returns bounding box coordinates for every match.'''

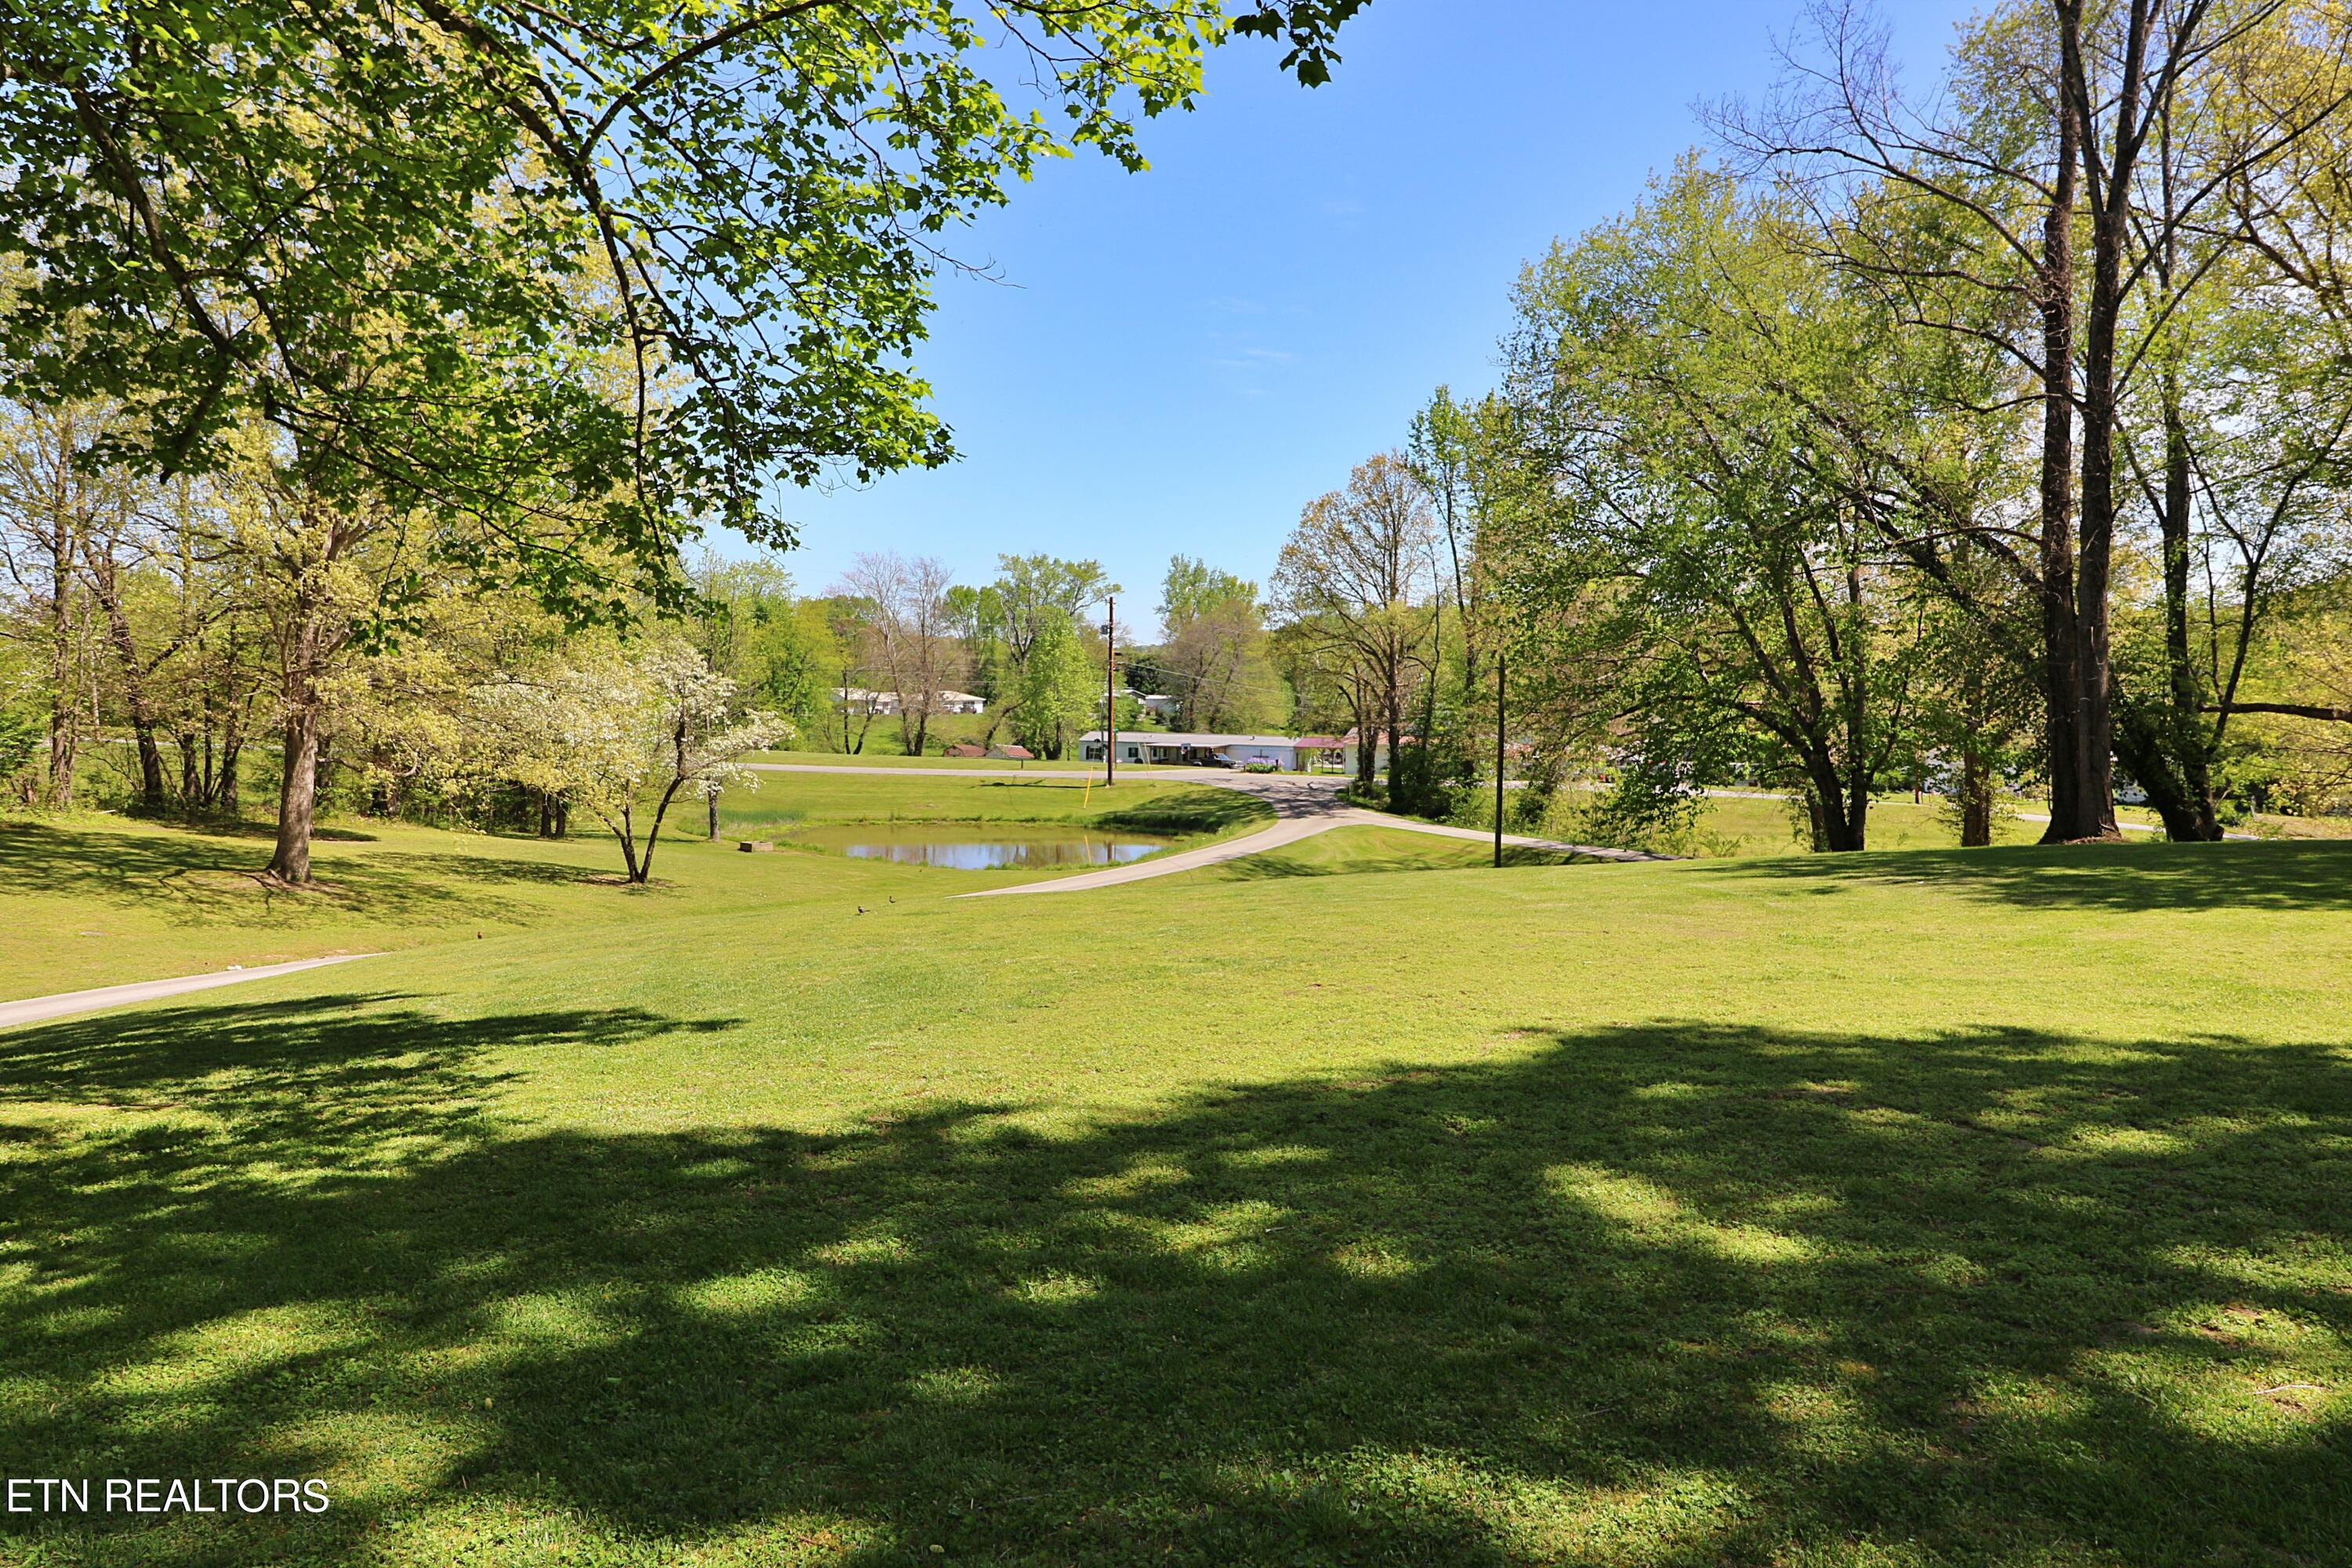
[793,822,1169,870]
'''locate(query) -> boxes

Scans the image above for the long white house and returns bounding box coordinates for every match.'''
[1077,731,1343,771]
[835,687,987,716]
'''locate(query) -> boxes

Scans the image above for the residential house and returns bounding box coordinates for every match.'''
[1076,731,1344,772]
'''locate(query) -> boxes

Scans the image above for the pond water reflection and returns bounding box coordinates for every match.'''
[795,822,1167,869]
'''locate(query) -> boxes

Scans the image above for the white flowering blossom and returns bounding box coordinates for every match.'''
[474,639,790,881]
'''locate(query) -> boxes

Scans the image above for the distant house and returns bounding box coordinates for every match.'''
[835,686,987,717]
[1338,729,1390,776]
[1076,731,1343,772]
[1137,694,1183,720]
[942,743,988,758]
[988,744,1035,762]
[836,685,899,715]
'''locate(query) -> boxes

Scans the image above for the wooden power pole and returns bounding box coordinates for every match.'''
[1104,594,1116,789]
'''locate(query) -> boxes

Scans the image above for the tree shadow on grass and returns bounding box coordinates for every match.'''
[172,818,378,844]
[368,851,624,889]
[1714,837,2352,912]
[1096,787,1277,837]
[4,1005,2350,1565]
[0,821,621,928]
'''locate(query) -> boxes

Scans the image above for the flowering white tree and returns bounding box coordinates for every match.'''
[477,641,789,883]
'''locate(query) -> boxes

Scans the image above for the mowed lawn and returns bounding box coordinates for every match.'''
[0,774,1265,1000]
[1,781,2349,1566]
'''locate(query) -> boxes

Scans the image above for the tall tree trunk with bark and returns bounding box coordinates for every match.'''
[269,698,321,882]
[1959,740,1994,847]
[2154,377,2222,839]
[2038,70,2085,843]
[267,594,329,881]
[2055,0,2158,841]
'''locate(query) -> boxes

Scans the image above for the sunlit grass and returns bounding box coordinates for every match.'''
[2,797,2350,1564]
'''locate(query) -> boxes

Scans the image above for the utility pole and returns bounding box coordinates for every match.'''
[1494,648,1506,868]
[1104,593,1116,789]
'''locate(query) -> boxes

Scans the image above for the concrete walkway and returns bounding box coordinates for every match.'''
[0,954,376,1031]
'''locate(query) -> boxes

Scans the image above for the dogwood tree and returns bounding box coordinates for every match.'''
[479,643,788,883]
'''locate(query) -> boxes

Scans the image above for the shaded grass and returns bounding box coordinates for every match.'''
[1673,795,2045,857]
[2,828,2350,1563]
[4,1003,2349,1565]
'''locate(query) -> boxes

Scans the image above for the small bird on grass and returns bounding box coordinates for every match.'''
[857,905,868,914]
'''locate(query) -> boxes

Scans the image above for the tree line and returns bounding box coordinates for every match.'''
[1274,0,2352,850]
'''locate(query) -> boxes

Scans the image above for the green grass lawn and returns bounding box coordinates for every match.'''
[1210,825,1583,880]
[3,801,2350,1566]
[1674,795,2049,857]
[0,775,1265,1001]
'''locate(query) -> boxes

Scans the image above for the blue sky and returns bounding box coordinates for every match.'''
[746,1,1978,634]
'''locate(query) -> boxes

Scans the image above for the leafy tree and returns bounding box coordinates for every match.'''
[2,2,1368,586]
[1272,454,1437,793]
[475,641,788,883]
[1156,555,1281,732]
[0,394,124,807]
[1159,555,1258,628]
[946,555,1109,746]
[1731,0,2352,840]
[1,0,1368,866]
[838,552,961,755]
[1011,609,1102,759]
[1493,163,1941,851]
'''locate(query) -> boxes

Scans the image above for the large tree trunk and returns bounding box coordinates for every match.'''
[1959,740,1994,848]
[2154,379,2222,840]
[267,700,321,882]
[2038,77,2085,844]
[130,720,168,812]
[1803,754,1867,851]
[267,591,330,881]
[2056,0,2156,843]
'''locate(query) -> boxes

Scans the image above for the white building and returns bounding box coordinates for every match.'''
[835,687,986,716]
[1136,694,1184,720]
[1076,731,1343,771]
[836,686,897,715]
